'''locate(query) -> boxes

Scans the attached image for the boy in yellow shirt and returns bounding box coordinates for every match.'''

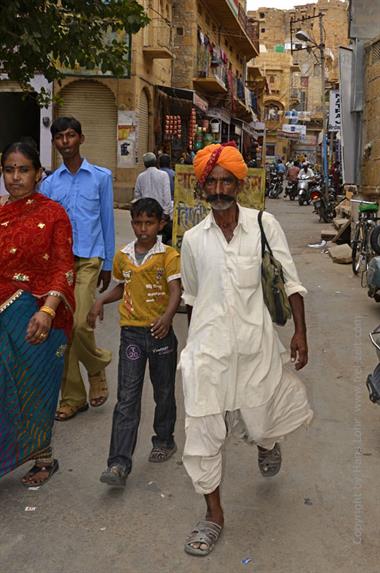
[88,198,181,486]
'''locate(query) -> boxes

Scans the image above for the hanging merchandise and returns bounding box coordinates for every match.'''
[188,108,197,149]
[164,114,182,140]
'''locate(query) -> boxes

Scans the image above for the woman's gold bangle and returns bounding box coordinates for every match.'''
[40,305,56,319]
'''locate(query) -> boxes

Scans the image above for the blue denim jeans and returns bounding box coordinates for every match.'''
[107,326,177,473]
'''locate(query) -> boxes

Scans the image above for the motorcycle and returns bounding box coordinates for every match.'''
[284,180,298,201]
[268,173,283,199]
[310,182,336,223]
[265,165,276,197]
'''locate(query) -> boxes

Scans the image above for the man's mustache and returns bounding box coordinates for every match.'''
[206,194,235,204]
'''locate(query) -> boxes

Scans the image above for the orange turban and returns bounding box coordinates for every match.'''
[193,142,248,186]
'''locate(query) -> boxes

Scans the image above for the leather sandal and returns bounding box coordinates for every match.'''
[258,443,282,477]
[21,459,59,487]
[184,520,223,556]
[55,402,89,421]
[88,370,108,408]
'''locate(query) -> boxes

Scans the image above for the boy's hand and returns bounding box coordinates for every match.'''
[87,301,104,329]
[151,315,171,339]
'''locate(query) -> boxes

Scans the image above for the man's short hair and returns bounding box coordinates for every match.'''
[51,116,82,138]
[159,154,171,168]
[131,198,163,221]
[143,152,157,168]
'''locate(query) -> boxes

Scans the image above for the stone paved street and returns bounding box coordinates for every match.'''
[1,199,380,573]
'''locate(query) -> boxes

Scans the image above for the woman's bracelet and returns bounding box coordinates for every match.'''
[40,305,56,319]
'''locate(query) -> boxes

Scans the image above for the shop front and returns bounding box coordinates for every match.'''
[155,86,209,164]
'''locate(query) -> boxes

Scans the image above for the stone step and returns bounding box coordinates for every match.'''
[321,226,337,240]
[333,217,349,230]
[328,243,352,264]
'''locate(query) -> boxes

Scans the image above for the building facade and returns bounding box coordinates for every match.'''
[249,0,349,164]
[170,0,260,162]
[52,0,174,203]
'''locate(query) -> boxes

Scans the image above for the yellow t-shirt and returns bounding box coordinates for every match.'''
[113,240,181,327]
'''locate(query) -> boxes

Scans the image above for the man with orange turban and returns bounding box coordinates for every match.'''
[179,142,312,556]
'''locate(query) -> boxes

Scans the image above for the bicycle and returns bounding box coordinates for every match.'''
[351,200,379,280]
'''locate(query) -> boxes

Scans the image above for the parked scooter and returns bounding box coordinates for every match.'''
[367,254,380,302]
[366,324,380,404]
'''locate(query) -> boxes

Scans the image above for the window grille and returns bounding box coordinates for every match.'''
[371,40,380,64]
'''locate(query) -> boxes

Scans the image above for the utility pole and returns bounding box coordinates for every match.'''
[291,12,330,201]
[319,12,329,201]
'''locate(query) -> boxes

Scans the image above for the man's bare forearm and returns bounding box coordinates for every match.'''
[289,293,306,335]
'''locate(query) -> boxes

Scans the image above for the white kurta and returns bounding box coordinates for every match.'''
[179,205,307,418]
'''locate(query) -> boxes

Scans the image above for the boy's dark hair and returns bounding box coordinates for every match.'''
[131,198,163,221]
[51,116,82,138]
[1,142,41,170]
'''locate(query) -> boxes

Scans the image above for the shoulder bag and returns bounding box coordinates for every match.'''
[258,210,292,326]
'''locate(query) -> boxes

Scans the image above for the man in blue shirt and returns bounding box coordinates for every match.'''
[158,153,175,200]
[41,116,115,421]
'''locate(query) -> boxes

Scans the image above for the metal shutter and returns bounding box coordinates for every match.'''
[55,80,117,174]
[138,90,149,164]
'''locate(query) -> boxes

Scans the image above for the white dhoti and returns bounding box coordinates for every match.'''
[183,365,313,495]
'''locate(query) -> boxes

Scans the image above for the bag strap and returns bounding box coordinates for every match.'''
[258,210,273,258]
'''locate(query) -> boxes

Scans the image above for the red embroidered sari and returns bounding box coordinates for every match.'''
[0,192,75,334]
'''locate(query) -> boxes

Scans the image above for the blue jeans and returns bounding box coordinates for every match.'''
[107,326,177,473]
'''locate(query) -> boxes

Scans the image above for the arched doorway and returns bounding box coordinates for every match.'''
[55,80,117,174]
[138,89,150,165]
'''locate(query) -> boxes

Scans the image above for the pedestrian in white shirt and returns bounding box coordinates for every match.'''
[134,152,172,244]
[180,143,313,557]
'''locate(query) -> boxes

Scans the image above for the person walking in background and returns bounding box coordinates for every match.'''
[179,142,312,557]
[88,198,181,487]
[0,142,75,486]
[41,116,115,421]
[159,153,175,201]
[135,152,172,244]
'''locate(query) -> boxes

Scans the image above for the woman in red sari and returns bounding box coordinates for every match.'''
[0,142,75,486]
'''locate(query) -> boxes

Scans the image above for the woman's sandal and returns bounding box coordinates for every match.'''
[184,520,223,557]
[55,402,89,421]
[148,444,177,463]
[88,370,108,408]
[21,459,59,487]
[258,443,282,477]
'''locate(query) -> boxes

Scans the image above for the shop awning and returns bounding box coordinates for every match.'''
[156,86,208,112]
[207,107,231,125]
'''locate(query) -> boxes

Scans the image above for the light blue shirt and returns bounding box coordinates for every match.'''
[40,159,115,271]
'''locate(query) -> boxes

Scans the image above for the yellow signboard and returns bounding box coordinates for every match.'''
[172,165,265,250]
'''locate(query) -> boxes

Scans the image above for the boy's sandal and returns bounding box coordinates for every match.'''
[89,370,108,407]
[258,443,282,477]
[55,402,89,421]
[184,520,223,557]
[148,444,177,463]
[21,459,59,487]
